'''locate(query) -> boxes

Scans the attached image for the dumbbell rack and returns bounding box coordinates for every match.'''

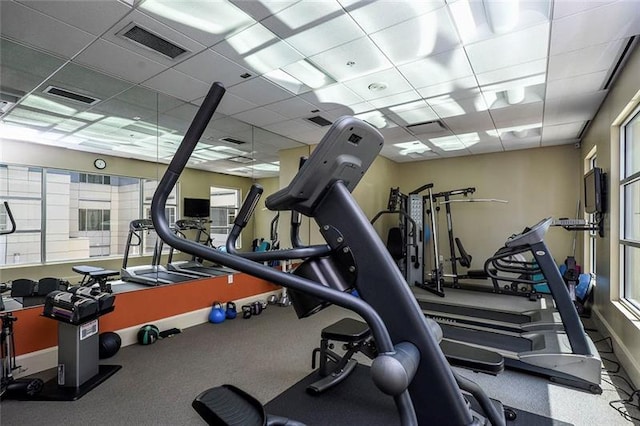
[33,305,121,401]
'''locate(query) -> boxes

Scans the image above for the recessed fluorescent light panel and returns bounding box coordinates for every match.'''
[394,140,431,156]
[140,0,254,35]
[430,132,480,151]
[389,101,438,125]
[354,111,387,129]
[264,69,311,95]
[282,60,335,89]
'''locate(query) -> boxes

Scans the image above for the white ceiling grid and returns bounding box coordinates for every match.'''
[0,0,638,177]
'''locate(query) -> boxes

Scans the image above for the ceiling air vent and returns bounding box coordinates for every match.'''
[227,156,255,164]
[220,137,247,145]
[119,23,188,60]
[407,120,447,135]
[306,116,333,127]
[43,86,100,105]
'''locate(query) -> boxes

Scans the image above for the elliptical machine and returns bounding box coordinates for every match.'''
[0,202,44,399]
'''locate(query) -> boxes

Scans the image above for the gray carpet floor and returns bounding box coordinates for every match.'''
[1,305,639,425]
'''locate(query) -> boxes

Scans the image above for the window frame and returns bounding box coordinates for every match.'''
[619,104,640,314]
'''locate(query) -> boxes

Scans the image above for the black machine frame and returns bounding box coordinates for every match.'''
[150,82,510,425]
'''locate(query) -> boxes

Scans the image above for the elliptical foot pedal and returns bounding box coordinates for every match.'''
[193,385,306,426]
[193,385,265,426]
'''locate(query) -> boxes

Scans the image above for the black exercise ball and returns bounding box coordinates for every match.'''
[98,332,122,359]
[137,324,160,345]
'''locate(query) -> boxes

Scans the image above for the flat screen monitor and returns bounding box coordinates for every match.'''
[184,198,210,218]
[584,167,603,214]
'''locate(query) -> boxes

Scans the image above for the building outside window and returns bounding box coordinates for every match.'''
[210,186,240,248]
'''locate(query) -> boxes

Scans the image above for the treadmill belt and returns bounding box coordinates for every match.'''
[440,323,533,353]
[418,300,529,324]
[265,365,570,425]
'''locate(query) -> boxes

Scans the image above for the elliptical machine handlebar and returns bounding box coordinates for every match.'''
[1,202,16,235]
[224,183,331,261]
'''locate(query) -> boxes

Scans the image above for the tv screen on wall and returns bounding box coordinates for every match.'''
[584,167,603,214]
[184,198,210,218]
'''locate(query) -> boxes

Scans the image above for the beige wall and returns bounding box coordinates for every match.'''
[0,139,257,283]
[396,145,582,271]
[581,43,640,387]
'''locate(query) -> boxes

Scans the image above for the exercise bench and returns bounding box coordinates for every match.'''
[72,266,119,293]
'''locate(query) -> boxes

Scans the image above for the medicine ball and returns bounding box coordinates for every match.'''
[98,332,122,359]
[137,324,160,345]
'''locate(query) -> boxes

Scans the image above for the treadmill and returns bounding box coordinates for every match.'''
[415,219,570,333]
[167,219,232,277]
[121,219,199,286]
[428,218,602,393]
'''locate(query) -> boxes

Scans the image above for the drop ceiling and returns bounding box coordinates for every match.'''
[1,0,638,178]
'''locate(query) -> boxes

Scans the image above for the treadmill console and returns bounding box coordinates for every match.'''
[266,116,383,216]
[505,217,552,247]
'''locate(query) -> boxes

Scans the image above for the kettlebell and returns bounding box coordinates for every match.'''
[208,301,226,324]
[225,301,237,319]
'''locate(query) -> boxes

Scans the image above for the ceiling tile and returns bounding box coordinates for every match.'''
[370,6,460,65]
[74,39,166,84]
[264,97,319,119]
[299,83,365,110]
[547,40,626,81]
[227,76,293,106]
[341,0,444,33]
[102,10,206,66]
[441,110,495,134]
[541,121,586,142]
[416,76,479,99]
[194,92,257,115]
[0,38,67,95]
[552,0,616,20]
[16,0,131,36]
[475,58,547,87]
[142,68,210,102]
[232,107,287,127]
[283,11,365,57]
[0,1,95,59]
[175,49,254,87]
[211,23,303,75]
[550,1,640,54]
[42,61,133,101]
[503,136,541,151]
[543,91,607,126]
[545,71,608,99]
[138,0,256,47]
[369,90,422,110]
[263,118,317,138]
[342,68,413,101]
[490,101,543,128]
[309,37,393,82]
[398,48,473,89]
[466,138,504,155]
[377,126,416,144]
[465,23,550,74]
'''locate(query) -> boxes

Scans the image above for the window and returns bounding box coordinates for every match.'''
[210,186,240,248]
[142,179,178,254]
[621,105,640,312]
[0,163,181,265]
